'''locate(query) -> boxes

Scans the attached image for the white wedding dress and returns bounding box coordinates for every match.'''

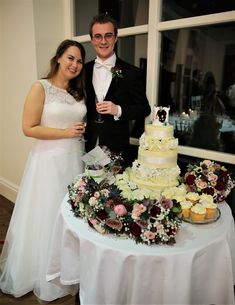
[0,80,86,301]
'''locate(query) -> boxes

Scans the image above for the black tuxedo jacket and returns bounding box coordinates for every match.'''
[85,57,151,163]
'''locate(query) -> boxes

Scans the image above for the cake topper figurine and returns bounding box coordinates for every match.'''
[152,106,170,125]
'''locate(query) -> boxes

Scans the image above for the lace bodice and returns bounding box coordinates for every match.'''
[38,79,86,129]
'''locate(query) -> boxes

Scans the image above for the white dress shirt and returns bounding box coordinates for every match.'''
[92,53,121,119]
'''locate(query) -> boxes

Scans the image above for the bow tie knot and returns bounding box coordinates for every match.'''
[94,60,112,70]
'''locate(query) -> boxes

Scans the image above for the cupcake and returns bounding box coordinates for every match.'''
[199,194,214,204]
[200,201,217,219]
[190,204,206,222]
[186,192,200,205]
[180,201,193,218]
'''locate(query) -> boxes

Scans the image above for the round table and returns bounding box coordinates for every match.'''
[47,194,235,305]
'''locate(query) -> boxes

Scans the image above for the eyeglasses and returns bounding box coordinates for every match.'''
[92,33,115,42]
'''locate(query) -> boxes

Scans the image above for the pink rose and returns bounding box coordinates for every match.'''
[89,218,97,225]
[207,172,218,183]
[195,178,207,189]
[114,204,127,217]
[201,160,213,169]
[132,204,146,219]
[144,231,156,240]
[74,179,86,190]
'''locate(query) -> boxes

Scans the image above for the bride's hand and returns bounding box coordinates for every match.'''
[65,122,86,138]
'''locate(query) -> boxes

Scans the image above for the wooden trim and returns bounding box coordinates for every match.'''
[0,177,18,203]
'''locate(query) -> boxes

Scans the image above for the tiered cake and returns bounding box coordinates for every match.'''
[129,106,180,190]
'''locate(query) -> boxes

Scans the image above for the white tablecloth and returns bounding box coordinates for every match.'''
[47,195,235,305]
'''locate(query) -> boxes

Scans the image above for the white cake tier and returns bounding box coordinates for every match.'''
[130,161,180,190]
[138,148,177,168]
[145,124,174,138]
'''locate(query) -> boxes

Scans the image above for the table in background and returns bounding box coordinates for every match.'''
[47,195,235,305]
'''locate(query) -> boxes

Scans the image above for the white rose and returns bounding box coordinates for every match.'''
[89,196,97,206]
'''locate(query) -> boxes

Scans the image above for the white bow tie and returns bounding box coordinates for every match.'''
[94,60,112,70]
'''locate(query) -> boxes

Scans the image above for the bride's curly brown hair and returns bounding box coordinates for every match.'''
[46,39,86,101]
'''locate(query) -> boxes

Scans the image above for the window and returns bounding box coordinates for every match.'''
[158,23,235,154]
[74,0,149,36]
[71,0,235,165]
[162,0,235,21]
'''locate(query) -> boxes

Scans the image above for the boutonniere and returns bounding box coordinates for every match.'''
[111,66,124,79]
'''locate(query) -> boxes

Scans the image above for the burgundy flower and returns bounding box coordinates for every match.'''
[129,223,141,237]
[150,206,161,217]
[88,219,94,227]
[96,210,108,220]
[185,174,196,185]
[203,174,210,182]
[201,163,208,170]
[136,219,148,228]
[105,199,114,208]
[220,170,228,178]
[168,227,176,236]
[202,187,215,196]
[70,199,75,209]
[215,180,225,191]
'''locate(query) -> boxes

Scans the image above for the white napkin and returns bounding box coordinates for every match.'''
[81,146,111,166]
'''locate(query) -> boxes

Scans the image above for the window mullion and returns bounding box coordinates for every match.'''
[158,11,235,31]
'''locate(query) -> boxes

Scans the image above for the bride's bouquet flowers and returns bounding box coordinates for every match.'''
[183,159,234,203]
[68,174,181,245]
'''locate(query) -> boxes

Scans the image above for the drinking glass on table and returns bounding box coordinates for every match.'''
[95,94,104,123]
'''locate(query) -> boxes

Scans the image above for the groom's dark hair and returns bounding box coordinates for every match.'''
[89,13,118,38]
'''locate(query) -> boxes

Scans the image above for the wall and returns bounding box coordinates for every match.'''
[0,0,37,202]
[0,0,65,202]
[33,0,65,78]
[0,3,3,186]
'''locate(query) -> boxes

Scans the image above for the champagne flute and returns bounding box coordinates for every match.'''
[78,116,87,142]
[95,94,104,123]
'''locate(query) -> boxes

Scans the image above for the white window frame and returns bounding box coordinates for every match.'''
[64,0,235,164]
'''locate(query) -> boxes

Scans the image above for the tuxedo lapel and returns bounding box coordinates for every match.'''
[105,58,124,99]
[86,61,97,104]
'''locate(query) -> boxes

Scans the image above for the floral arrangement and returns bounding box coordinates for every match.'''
[84,146,124,176]
[102,146,124,175]
[68,173,181,246]
[111,66,124,79]
[183,159,234,203]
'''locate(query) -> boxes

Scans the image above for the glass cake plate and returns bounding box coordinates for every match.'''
[178,208,221,225]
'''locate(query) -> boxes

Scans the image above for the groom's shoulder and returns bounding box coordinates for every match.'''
[85,60,94,69]
[117,58,143,77]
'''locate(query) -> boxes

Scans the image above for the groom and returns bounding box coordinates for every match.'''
[85,13,151,166]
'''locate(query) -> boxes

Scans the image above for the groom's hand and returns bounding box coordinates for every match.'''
[96,101,118,116]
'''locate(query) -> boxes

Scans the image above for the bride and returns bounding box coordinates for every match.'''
[0,39,87,302]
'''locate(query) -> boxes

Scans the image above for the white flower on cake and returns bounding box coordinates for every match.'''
[162,185,187,201]
[115,171,162,201]
[131,162,180,188]
[139,134,178,152]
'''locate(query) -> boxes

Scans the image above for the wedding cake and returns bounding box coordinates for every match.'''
[129,106,180,190]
